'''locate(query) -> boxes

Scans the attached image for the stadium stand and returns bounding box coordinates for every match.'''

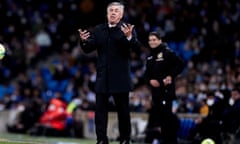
[1,0,240,143]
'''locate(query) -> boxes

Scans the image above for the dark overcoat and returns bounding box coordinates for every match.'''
[80,21,141,93]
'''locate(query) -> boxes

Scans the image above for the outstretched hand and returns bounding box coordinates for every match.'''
[121,23,134,38]
[78,29,90,42]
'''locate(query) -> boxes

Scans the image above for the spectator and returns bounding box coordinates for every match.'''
[29,92,68,137]
[222,88,240,134]
[6,89,42,134]
[190,91,228,144]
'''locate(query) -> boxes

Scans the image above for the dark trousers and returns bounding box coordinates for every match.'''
[145,87,179,144]
[95,92,131,142]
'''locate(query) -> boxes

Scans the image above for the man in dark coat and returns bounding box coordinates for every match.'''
[144,32,185,144]
[78,2,141,144]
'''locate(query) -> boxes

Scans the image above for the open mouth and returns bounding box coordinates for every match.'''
[110,15,116,19]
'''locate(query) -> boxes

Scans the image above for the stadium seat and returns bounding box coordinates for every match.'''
[58,79,69,92]
[0,85,6,99]
[178,118,196,140]
[41,67,52,81]
[46,80,58,92]
[63,91,74,103]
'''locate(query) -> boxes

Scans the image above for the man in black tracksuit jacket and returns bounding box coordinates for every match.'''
[144,32,185,144]
[78,2,141,144]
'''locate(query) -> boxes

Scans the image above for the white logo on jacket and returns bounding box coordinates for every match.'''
[147,56,153,60]
[156,52,164,61]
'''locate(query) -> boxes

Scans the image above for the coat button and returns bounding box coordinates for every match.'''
[162,100,166,105]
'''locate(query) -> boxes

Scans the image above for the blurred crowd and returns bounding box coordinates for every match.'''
[0,0,240,140]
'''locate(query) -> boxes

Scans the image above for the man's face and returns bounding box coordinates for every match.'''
[148,35,162,49]
[107,5,123,25]
[231,90,240,101]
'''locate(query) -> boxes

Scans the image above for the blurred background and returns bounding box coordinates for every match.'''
[0,0,240,143]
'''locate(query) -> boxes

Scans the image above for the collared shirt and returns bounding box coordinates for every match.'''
[108,23,132,40]
[108,24,117,28]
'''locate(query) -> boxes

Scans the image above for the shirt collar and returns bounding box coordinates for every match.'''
[108,23,117,28]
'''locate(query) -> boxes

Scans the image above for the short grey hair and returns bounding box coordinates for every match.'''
[107,2,124,12]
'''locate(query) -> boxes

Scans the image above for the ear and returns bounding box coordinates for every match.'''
[120,13,123,19]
